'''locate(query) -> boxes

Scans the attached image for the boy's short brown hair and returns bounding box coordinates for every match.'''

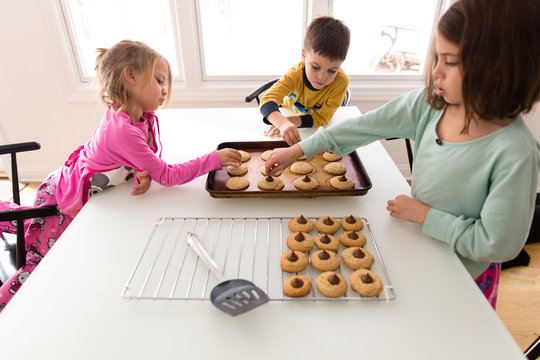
[304,16,350,61]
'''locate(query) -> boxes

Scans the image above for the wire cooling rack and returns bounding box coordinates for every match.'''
[122,216,395,302]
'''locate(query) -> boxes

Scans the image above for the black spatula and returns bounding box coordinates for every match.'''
[186,232,269,316]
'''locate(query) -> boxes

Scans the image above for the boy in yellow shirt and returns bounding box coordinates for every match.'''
[260,16,350,145]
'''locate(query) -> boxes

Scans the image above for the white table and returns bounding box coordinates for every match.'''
[0,107,525,359]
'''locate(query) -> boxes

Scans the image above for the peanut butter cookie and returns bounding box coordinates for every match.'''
[288,215,314,233]
[310,249,340,271]
[322,152,342,162]
[340,215,364,231]
[314,233,339,251]
[283,275,312,298]
[286,231,314,252]
[289,162,313,175]
[259,165,282,176]
[257,175,284,191]
[339,230,367,247]
[227,164,248,176]
[261,150,272,161]
[293,175,319,190]
[239,150,251,162]
[315,216,340,234]
[323,162,346,175]
[341,247,374,270]
[350,269,383,297]
[329,175,354,190]
[316,271,347,298]
[280,250,309,273]
[225,177,249,190]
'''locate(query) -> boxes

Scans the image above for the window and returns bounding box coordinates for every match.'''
[57,0,448,101]
[197,0,304,77]
[333,0,442,76]
[61,0,179,81]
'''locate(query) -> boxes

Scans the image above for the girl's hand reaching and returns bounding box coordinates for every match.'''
[131,169,152,195]
[386,195,430,224]
[265,144,304,175]
[217,148,242,167]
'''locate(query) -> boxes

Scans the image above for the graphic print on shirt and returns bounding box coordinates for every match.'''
[88,166,135,198]
[286,93,322,114]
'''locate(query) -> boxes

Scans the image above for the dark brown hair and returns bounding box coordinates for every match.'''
[94,40,172,113]
[425,0,540,133]
[304,16,350,61]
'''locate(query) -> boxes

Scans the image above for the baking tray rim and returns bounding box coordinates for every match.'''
[205,140,372,198]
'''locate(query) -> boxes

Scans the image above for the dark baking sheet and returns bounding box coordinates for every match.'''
[206,141,372,198]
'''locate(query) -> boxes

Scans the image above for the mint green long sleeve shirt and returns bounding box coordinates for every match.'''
[300,88,540,278]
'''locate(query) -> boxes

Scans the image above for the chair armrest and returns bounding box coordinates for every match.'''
[0,142,41,155]
[0,206,57,222]
[245,78,279,103]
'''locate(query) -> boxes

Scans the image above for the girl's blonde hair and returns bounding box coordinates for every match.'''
[95,40,172,113]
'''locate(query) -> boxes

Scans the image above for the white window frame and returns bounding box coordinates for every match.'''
[46,0,451,106]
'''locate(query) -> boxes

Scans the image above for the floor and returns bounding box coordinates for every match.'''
[0,176,538,352]
[497,242,540,351]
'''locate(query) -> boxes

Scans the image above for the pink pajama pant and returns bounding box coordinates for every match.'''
[0,177,74,312]
[475,262,501,310]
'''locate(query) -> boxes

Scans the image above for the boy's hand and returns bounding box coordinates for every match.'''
[266,111,301,146]
[278,122,301,146]
[264,125,281,138]
[386,195,430,224]
[217,148,242,167]
[131,169,151,196]
[265,144,304,175]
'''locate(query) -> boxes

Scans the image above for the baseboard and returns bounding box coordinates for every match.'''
[3,168,54,183]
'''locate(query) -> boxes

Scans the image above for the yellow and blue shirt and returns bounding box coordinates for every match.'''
[260,61,349,128]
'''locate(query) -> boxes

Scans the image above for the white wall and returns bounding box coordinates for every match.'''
[0,1,538,183]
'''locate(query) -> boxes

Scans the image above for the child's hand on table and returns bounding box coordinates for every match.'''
[264,125,281,138]
[131,169,152,196]
[386,195,430,224]
[217,148,242,167]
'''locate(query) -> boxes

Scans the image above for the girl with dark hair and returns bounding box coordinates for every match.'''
[265,0,540,308]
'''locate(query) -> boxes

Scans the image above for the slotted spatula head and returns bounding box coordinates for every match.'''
[210,279,269,316]
[186,232,269,316]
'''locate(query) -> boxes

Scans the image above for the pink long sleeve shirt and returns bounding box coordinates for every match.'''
[52,107,222,216]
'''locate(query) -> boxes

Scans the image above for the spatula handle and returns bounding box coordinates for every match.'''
[186,232,226,283]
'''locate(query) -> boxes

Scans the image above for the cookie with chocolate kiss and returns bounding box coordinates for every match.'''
[283,275,312,297]
[329,175,354,190]
[310,249,340,271]
[286,231,314,252]
[315,216,340,234]
[341,247,374,270]
[340,215,364,231]
[280,250,309,273]
[293,175,319,190]
[350,269,383,297]
[314,233,339,251]
[316,271,347,298]
[288,215,314,233]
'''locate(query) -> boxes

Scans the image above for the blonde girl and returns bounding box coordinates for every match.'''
[0,40,241,311]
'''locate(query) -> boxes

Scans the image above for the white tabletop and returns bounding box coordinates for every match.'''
[0,107,525,359]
